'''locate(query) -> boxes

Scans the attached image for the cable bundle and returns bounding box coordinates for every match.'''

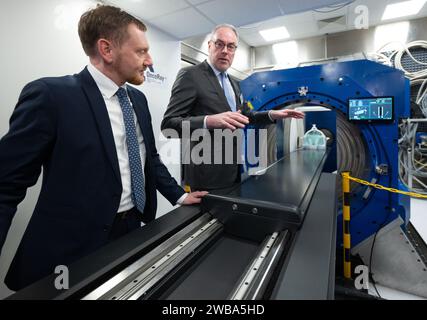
[371,41,427,194]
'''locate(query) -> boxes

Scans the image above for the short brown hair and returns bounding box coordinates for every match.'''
[78,5,147,57]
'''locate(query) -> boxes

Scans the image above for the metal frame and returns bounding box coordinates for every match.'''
[230,231,289,300]
[82,214,221,300]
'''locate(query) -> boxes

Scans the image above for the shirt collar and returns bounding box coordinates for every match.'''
[207,59,228,78]
[87,62,127,99]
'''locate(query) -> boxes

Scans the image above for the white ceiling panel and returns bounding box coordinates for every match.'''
[240,20,322,47]
[149,7,215,39]
[196,0,283,27]
[106,0,427,46]
[186,0,215,5]
[277,0,352,15]
[312,6,348,21]
[283,11,318,24]
[107,0,189,20]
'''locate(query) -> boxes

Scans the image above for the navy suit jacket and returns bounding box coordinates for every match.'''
[0,68,185,290]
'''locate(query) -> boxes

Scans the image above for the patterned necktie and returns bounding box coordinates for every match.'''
[220,72,236,112]
[116,87,146,213]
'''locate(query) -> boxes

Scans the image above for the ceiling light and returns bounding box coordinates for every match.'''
[259,27,290,42]
[382,0,426,20]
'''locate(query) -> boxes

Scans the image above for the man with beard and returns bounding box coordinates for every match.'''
[0,5,206,291]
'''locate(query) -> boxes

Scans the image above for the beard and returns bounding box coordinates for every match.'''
[127,73,145,85]
[114,56,145,86]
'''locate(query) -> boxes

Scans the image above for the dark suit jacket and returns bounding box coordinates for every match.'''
[161,60,273,190]
[0,68,185,290]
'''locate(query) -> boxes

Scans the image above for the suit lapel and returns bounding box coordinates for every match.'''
[78,68,121,185]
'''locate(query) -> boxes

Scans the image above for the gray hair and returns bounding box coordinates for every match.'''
[210,24,239,43]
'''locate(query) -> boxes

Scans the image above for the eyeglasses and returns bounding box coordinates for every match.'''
[211,40,238,52]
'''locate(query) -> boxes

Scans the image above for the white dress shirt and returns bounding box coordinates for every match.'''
[87,63,187,213]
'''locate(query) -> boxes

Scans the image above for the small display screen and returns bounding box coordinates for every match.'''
[348,97,393,121]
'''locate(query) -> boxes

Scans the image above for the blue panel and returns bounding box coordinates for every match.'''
[240,59,411,247]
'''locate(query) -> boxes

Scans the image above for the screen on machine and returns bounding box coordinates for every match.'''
[348,97,393,121]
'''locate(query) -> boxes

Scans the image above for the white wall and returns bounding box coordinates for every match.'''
[140,26,182,217]
[0,0,181,298]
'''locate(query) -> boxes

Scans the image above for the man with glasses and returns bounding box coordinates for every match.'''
[162,24,304,192]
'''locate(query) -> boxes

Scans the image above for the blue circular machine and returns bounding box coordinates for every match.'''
[240,59,411,247]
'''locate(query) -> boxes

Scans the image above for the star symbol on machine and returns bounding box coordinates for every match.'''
[298,86,308,96]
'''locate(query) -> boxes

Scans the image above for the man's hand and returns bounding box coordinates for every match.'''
[270,109,305,121]
[182,191,209,205]
[206,111,249,130]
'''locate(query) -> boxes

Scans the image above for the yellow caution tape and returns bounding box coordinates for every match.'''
[342,173,427,199]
